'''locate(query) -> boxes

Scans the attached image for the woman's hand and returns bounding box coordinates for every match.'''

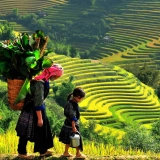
[37,118,43,127]
[36,111,43,127]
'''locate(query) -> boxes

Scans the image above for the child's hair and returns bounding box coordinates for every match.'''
[67,87,85,101]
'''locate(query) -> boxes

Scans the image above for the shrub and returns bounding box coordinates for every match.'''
[53,76,76,106]
[81,120,119,146]
[122,62,160,89]
[151,119,160,152]
[122,124,156,152]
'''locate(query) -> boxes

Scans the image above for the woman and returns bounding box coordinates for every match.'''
[15,64,63,159]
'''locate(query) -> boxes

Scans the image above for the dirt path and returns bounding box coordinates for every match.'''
[0,154,160,160]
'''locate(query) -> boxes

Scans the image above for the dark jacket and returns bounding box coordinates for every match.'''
[64,100,80,127]
[15,80,49,141]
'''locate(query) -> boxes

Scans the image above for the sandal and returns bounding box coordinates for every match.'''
[75,154,86,159]
[61,153,73,157]
[40,150,53,157]
[18,154,34,159]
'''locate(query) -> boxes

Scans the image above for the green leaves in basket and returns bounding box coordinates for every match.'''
[21,33,29,47]
[1,48,12,58]
[42,58,53,68]
[19,65,30,77]
[25,56,36,65]
[33,49,41,60]
[0,61,10,73]
[26,49,40,60]
[0,30,52,80]
[14,78,30,105]
[36,30,44,39]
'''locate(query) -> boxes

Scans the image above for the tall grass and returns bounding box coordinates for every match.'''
[1,130,160,158]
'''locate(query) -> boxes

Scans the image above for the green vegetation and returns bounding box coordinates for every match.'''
[53,75,76,106]
[0,21,13,40]
[49,53,160,131]
[0,0,123,58]
[0,30,53,80]
[122,124,156,152]
[122,62,160,88]
[1,0,160,157]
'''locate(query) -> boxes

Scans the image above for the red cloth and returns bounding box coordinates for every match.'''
[34,64,63,81]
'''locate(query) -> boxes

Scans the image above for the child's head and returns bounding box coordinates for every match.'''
[68,87,85,102]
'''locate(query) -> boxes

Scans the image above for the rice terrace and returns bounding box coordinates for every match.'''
[1,0,160,159]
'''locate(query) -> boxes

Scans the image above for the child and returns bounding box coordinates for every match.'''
[59,87,86,159]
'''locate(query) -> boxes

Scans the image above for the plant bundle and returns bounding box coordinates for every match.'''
[0,30,53,80]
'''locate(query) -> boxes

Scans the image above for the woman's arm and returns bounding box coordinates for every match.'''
[31,80,45,126]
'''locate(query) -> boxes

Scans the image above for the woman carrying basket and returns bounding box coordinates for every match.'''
[15,64,63,159]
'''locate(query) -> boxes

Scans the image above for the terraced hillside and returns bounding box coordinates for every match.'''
[0,0,68,33]
[0,0,160,132]
[0,0,68,15]
[1,0,160,70]
[97,0,160,69]
[50,53,160,130]
[39,0,160,70]
[43,0,160,70]
[33,0,160,70]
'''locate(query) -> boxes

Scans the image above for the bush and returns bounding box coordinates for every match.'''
[0,103,19,133]
[151,119,160,152]
[122,62,160,89]
[53,76,76,106]
[81,120,119,146]
[155,86,160,99]
[122,124,156,152]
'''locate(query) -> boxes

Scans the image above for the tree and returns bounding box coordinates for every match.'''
[91,0,96,6]
[0,21,13,40]
[122,62,160,89]
[53,76,76,106]
[46,107,64,136]
[151,119,160,152]
[69,46,79,58]
[122,124,156,152]
[155,86,160,99]
[12,8,19,17]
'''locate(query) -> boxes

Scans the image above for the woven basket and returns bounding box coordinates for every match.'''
[7,79,25,110]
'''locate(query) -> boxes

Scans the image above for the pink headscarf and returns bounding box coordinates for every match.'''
[34,64,63,81]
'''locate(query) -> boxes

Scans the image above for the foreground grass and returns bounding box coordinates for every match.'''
[1,130,160,159]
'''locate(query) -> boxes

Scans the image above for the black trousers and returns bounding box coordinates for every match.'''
[17,136,47,154]
[18,136,28,155]
[33,110,53,153]
[17,109,53,154]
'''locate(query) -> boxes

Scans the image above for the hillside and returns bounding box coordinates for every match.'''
[49,53,160,134]
[0,0,159,68]
[0,0,160,135]
[98,0,160,70]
